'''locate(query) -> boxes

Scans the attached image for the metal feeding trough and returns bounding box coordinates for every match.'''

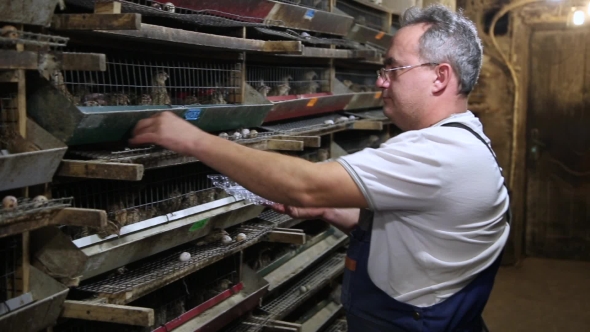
[0,266,69,332]
[0,120,67,191]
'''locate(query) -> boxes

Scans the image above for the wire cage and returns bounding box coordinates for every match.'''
[0,94,18,151]
[52,163,227,239]
[335,69,379,92]
[275,0,330,10]
[247,65,330,97]
[335,0,385,31]
[130,254,241,327]
[55,50,242,107]
[0,234,22,302]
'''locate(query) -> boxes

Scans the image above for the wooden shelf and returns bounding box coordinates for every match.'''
[83,23,303,54]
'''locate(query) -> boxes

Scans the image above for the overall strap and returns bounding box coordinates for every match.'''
[442,122,512,224]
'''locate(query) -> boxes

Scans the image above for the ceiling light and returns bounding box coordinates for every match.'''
[573,10,585,26]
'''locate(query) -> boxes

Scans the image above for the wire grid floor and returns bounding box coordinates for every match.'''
[274,0,330,10]
[260,253,345,318]
[66,133,275,165]
[346,109,387,121]
[0,197,74,225]
[324,318,348,332]
[67,0,283,27]
[257,210,294,226]
[253,27,362,50]
[260,114,352,134]
[77,222,276,294]
[0,31,68,48]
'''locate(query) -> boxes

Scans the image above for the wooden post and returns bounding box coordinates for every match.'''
[94,1,122,14]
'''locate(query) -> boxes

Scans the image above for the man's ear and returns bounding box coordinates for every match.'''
[432,63,452,95]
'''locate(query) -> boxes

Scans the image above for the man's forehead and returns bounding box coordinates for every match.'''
[386,25,425,63]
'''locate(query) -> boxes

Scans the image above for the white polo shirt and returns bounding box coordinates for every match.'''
[337,111,510,307]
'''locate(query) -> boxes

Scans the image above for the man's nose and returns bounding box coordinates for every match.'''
[376,76,389,89]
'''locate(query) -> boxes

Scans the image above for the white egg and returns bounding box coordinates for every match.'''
[241,129,250,137]
[2,196,17,210]
[179,252,191,261]
[32,195,48,208]
[324,120,335,125]
[249,130,258,138]
[335,116,348,123]
[299,285,307,293]
[348,115,357,120]
[235,233,247,242]
[219,132,229,139]
[221,235,232,245]
[232,132,242,140]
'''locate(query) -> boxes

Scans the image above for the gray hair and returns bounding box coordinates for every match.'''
[401,5,483,96]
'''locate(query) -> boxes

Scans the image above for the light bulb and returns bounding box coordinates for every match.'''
[573,10,585,26]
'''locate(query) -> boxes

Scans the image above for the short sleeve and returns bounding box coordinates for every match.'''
[337,132,445,212]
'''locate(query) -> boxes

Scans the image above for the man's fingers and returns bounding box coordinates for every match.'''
[129,132,159,146]
[132,117,157,136]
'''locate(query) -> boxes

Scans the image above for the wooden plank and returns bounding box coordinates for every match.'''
[272,135,321,148]
[262,41,303,54]
[62,53,106,71]
[52,208,108,229]
[94,1,122,14]
[51,14,141,30]
[57,160,145,181]
[351,120,383,130]
[264,231,306,245]
[265,139,304,151]
[62,300,154,326]
[95,24,299,54]
[0,50,37,70]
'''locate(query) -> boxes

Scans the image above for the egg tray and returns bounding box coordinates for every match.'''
[0,197,73,225]
[76,221,275,297]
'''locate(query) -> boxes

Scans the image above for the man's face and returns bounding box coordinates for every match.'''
[377,24,434,131]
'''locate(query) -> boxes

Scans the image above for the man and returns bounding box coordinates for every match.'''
[130,4,509,331]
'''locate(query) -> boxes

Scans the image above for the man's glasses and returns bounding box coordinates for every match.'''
[377,63,439,81]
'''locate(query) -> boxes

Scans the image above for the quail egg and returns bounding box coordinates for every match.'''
[221,235,233,245]
[299,285,308,293]
[232,132,242,140]
[324,120,335,125]
[179,252,191,261]
[249,130,258,138]
[241,128,250,138]
[32,195,48,208]
[335,116,349,123]
[219,132,229,140]
[2,196,17,210]
[235,233,247,242]
[348,115,357,120]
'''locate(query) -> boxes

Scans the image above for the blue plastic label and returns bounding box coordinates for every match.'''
[185,109,201,121]
[304,9,315,20]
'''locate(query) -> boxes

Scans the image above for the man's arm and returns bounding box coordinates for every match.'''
[130,112,368,208]
[272,204,360,234]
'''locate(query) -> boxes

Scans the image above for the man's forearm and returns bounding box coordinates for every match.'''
[321,208,360,234]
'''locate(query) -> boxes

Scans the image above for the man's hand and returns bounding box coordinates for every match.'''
[271,203,328,220]
[129,111,206,156]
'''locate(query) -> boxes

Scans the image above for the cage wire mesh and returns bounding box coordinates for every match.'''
[0,234,21,302]
[57,55,241,107]
[52,163,225,239]
[336,69,379,92]
[247,65,329,97]
[0,94,18,151]
[324,318,348,332]
[66,0,282,27]
[336,0,385,31]
[260,113,357,134]
[132,256,240,327]
[253,27,362,49]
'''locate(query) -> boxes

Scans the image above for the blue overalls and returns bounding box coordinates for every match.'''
[341,218,502,332]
